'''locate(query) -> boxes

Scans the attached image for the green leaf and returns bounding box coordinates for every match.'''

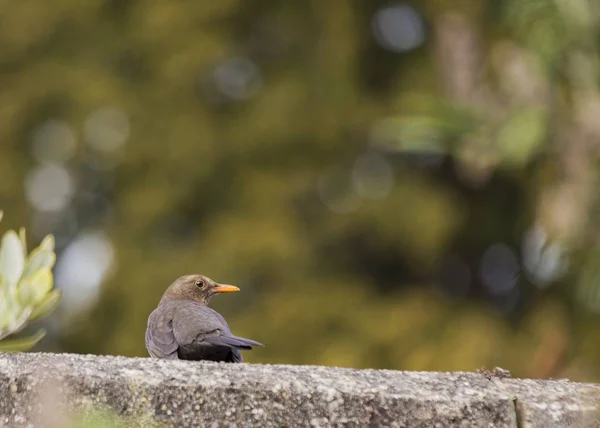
[18,228,27,251]
[0,286,22,326]
[30,289,61,321]
[0,288,17,335]
[38,235,55,252]
[0,305,32,340]
[23,247,56,279]
[0,230,25,289]
[0,329,46,352]
[17,268,53,307]
[496,108,547,166]
[372,98,483,153]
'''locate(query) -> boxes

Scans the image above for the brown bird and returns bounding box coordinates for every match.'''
[145,274,263,362]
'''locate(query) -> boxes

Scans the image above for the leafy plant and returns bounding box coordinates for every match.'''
[0,211,61,351]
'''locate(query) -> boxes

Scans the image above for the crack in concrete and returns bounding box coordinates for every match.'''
[513,396,524,428]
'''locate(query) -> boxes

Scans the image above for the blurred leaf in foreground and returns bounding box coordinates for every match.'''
[0,210,61,351]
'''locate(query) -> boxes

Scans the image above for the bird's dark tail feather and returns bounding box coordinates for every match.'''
[205,335,264,349]
[232,335,264,347]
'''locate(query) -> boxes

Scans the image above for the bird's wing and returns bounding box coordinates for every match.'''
[172,302,264,350]
[145,304,179,360]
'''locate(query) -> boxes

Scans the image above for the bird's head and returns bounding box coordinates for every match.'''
[160,274,240,305]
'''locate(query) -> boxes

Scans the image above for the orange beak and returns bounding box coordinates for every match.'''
[213,284,240,294]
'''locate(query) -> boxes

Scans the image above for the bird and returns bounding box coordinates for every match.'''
[145,274,263,362]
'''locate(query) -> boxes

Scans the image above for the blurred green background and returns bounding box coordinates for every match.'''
[2,0,600,381]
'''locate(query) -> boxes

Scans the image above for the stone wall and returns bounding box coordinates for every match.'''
[0,352,599,427]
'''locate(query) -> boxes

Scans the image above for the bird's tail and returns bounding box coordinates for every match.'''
[205,335,264,349]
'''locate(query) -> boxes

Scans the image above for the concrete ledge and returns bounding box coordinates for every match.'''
[0,353,599,427]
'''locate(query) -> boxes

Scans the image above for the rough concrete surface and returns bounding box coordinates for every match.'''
[0,352,598,427]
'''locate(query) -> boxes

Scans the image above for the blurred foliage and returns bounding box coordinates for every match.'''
[0,211,61,351]
[1,0,600,381]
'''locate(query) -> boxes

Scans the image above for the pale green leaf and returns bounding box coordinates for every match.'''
[23,248,56,279]
[18,228,27,251]
[30,289,61,321]
[38,235,55,252]
[0,230,25,289]
[17,268,53,307]
[0,289,16,334]
[0,329,46,352]
[0,305,32,340]
[0,287,21,325]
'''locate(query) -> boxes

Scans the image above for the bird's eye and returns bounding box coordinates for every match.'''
[195,280,204,288]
